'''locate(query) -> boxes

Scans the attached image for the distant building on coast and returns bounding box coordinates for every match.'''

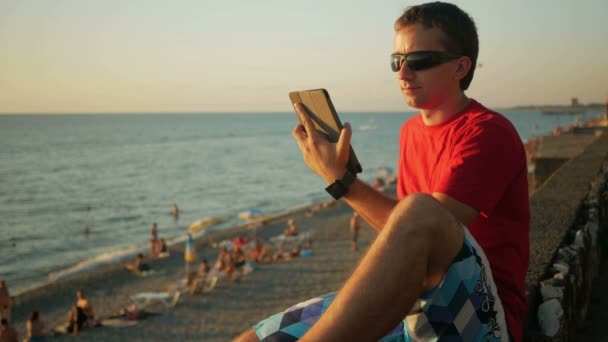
[541,97,587,115]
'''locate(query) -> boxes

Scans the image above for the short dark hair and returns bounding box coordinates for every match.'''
[1,318,7,326]
[29,310,39,321]
[394,2,479,90]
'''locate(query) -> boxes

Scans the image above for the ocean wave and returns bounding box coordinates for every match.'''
[47,244,147,283]
[45,228,207,285]
[15,200,311,297]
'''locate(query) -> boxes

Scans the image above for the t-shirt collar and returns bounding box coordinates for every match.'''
[419,99,479,131]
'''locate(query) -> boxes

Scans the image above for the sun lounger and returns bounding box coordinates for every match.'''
[130,288,181,309]
[202,275,219,292]
[180,271,221,295]
[270,230,314,245]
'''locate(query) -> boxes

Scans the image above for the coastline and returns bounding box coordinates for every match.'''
[11,200,317,298]
[6,115,605,340]
[9,187,391,340]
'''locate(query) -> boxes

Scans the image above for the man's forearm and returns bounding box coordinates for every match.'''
[342,179,398,232]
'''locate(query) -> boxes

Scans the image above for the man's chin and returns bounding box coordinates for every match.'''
[404,95,425,109]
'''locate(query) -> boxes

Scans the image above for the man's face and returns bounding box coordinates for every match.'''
[393,23,461,109]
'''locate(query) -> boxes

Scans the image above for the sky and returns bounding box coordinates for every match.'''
[0,0,606,113]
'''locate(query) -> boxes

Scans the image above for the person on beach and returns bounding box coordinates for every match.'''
[300,240,313,257]
[149,223,166,257]
[237,2,529,341]
[283,219,299,237]
[349,212,361,251]
[198,259,211,279]
[250,237,272,263]
[171,203,179,220]
[214,246,238,279]
[0,281,12,323]
[149,222,159,255]
[233,246,247,269]
[125,253,151,274]
[372,177,386,189]
[0,319,18,342]
[271,244,302,262]
[66,290,100,335]
[118,304,146,321]
[66,306,86,336]
[156,238,168,255]
[25,310,50,341]
[76,290,95,322]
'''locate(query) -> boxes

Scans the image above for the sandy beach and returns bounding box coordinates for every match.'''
[8,187,390,341]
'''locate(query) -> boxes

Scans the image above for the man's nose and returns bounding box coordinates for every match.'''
[396,62,415,81]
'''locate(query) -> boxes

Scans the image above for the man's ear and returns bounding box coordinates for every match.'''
[454,56,472,82]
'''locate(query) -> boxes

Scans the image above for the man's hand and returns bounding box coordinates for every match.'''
[292,103,353,184]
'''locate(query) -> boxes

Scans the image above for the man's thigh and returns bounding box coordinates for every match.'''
[249,227,508,341]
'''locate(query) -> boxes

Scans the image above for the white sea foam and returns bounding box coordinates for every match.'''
[44,230,209,287]
[47,245,147,282]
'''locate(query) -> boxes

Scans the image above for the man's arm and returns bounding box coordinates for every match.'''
[292,103,480,230]
[342,180,397,231]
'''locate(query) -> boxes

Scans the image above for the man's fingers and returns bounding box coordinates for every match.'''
[292,123,307,143]
[337,122,353,163]
[292,124,309,153]
[293,103,322,141]
[292,123,307,140]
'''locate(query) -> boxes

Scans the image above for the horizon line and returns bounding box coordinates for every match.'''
[0,103,605,116]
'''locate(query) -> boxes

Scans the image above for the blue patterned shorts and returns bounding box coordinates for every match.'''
[253,227,509,341]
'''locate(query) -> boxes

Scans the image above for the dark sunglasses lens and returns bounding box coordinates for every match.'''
[390,55,403,72]
[391,52,456,72]
[406,52,439,71]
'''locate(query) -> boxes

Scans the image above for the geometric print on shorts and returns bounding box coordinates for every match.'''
[403,227,509,341]
[253,292,408,342]
[253,226,509,341]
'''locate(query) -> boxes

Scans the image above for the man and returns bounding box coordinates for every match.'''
[237,2,529,341]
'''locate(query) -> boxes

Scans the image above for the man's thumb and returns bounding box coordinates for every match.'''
[337,122,353,160]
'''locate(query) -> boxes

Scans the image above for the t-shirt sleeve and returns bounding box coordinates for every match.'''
[434,120,524,217]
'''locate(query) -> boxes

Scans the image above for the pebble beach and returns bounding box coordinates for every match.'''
[9,188,391,341]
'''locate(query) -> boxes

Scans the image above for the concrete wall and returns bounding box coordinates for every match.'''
[524,133,608,341]
[533,134,599,187]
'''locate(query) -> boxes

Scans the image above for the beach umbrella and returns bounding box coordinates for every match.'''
[184,234,197,274]
[238,208,264,220]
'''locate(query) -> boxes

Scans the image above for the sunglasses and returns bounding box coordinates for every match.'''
[390,51,462,72]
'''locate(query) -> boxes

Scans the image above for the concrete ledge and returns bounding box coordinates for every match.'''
[533,134,599,185]
[525,133,608,340]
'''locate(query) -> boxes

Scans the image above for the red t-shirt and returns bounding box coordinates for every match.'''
[397,100,530,341]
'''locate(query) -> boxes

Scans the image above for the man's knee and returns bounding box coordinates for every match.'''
[384,193,461,240]
[390,192,450,224]
[384,193,464,285]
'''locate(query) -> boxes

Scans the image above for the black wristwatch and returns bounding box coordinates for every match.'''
[325,170,357,200]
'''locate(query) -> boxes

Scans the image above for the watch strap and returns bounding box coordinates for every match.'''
[325,170,357,200]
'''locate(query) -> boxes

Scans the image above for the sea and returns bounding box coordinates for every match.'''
[0,109,603,295]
